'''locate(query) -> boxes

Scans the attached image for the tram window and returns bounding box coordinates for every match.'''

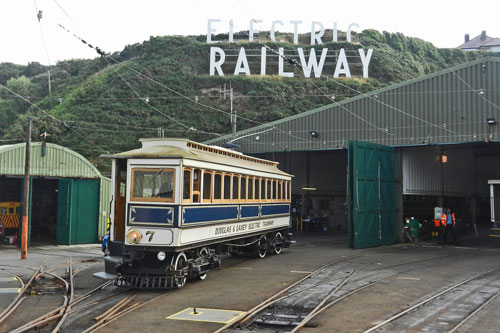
[278,181,283,201]
[241,176,247,201]
[255,178,260,201]
[131,168,175,202]
[193,169,201,203]
[223,174,231,201]
[203,171,212,202]
[232,175,239,201]
[248,177,254,201]
[183,169,191,202]
[261,179,265,201]
[272,180,277,200]
[214,173,222,202]
[266,179,272,200]
[284,181,288,201]
[288,181,291,201]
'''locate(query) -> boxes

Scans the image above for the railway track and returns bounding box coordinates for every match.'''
[362,267,500,333]
[214,252,468,333]
[0,256,167,333]
[0,258,72,332]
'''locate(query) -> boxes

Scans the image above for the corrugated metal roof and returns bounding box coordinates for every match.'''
[0,142,103,179]
[206,57,500,154]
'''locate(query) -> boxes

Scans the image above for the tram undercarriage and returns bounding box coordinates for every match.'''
[104,229,291,289]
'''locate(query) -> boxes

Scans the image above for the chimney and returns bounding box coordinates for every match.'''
[481,30,486,41]
[465,34,470,42]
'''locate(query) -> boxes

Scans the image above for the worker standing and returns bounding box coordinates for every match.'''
[441,208,457,244]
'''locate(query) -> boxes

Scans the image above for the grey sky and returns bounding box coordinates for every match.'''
[1,0,499,65]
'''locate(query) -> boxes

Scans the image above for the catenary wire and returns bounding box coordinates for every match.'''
[220,13,461,137]
[0,82,109,153]
[56,23,311,144]
[4,88,499,101]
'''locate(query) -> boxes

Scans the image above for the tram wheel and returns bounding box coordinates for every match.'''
[173,252,187,288]
[274,232,283,255]
[256,236,267,259]
[198,247,209,280]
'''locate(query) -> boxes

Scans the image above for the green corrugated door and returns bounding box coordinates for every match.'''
[348,141,397,249]
[57,179,99,245]
[57,179,71,245]
[71,179,99,244]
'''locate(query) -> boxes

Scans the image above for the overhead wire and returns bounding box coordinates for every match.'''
[0,82,109,153]
[3,88,498,102]
[445,65,500,114]
[33,0,59,99]
[56,23,278,139]
[221,10,462,138]
[101,55,196,132]
[52,0,80,28]
[64,119,226,136]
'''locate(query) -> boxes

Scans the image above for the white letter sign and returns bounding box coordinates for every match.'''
[207,19,220,44]
[209,47,225,76]
[234,47,251,75]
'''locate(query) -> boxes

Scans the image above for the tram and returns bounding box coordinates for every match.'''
[97,138,292,288]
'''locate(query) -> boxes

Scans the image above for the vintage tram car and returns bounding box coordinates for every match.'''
[96,138,292,288]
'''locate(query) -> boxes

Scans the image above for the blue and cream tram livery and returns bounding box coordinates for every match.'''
[99,138,292,288]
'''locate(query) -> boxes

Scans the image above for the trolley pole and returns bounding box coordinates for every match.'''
[21,118,32,259]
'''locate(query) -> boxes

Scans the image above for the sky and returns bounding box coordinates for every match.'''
[1,0,500,65]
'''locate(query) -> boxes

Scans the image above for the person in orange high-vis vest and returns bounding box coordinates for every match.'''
[440,208,457,244]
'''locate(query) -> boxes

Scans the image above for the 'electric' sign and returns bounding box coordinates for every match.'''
[207,19,373,79]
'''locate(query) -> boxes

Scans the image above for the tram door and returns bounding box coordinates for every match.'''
[113,159,127,241]
[347,141,398,249]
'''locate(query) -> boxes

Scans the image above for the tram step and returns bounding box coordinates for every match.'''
[93,271,117,280]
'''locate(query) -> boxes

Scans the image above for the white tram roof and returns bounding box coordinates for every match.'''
[102,138,292,177]
[488,180,500,185]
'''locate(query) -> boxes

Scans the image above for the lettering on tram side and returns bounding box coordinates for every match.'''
[213,220,275,236]
[262,220,275,227]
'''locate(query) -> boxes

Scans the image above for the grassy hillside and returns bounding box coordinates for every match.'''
[0,29,486,171]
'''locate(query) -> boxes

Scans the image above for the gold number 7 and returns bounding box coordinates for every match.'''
[146,231,155,242]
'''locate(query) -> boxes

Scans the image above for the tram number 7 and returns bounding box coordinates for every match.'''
[145,231,155,242]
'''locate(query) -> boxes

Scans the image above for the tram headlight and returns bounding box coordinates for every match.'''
[126,229,142,244]
[157,251,166,261]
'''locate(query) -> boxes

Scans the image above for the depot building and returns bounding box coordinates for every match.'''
[0,142,110,246]
[206,57,500,248]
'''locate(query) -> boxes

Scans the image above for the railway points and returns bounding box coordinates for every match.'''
[1,234,500,332]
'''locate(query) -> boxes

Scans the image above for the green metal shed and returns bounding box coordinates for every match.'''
[0,142,111,245]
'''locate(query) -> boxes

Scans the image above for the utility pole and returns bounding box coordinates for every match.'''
[21,119,32,259]
[157,126,164,138]
[220,83,236,138]
[47,70,52,100]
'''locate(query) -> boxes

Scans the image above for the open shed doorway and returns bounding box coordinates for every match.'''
[30,178,59,245]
